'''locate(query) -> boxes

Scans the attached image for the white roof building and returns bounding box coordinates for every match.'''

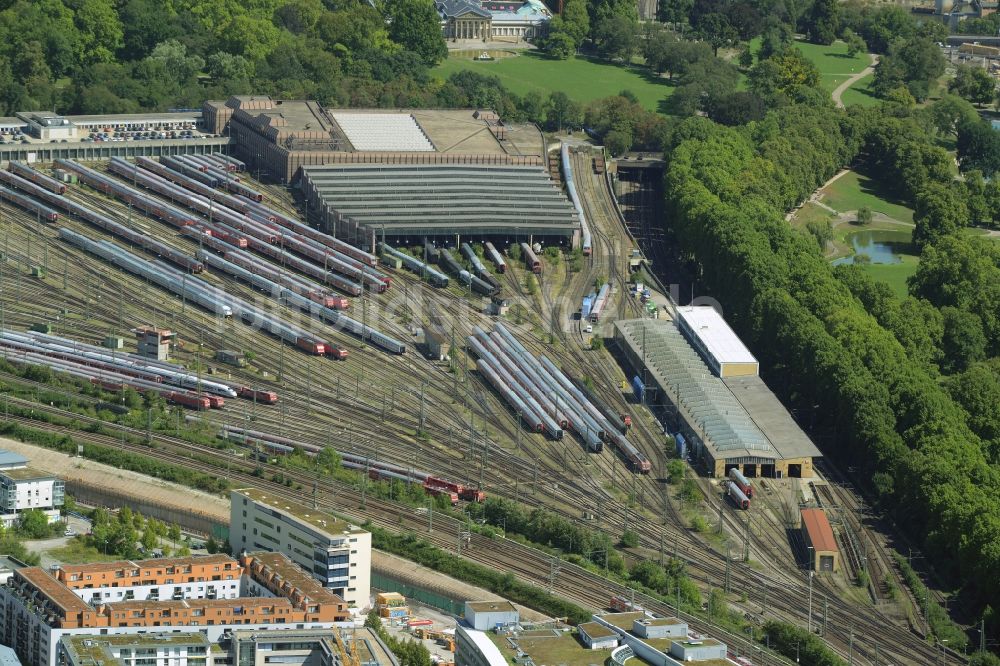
[675,306,759,378]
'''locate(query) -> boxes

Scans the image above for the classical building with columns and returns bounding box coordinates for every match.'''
[436,0,551,42]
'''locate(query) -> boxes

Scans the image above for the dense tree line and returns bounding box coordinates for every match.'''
[0,0,448,114]
[660,102,1000,637]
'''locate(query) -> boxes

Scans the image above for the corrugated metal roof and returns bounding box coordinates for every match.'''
[801,508,837,552]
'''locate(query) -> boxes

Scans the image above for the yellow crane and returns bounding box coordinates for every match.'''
[332,627,363,666]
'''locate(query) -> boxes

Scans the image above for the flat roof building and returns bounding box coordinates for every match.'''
[0,449,64,527]
[613,319,820,478]
[201,97,544,185]
[577,622,618,650]
[58,627,398,666]
[800,508,839,572]
[675,306,758,378]
[0,553,349,666]
[463,601,518,631]
[230,489,371,610]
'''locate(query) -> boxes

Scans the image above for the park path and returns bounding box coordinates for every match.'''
[832,53,879,109]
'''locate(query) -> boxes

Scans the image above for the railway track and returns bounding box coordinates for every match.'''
[0,165,962,665]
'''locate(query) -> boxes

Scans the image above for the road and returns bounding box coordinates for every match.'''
[832,54,879,108]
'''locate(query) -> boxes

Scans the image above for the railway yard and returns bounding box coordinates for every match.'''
[0,135,961,666]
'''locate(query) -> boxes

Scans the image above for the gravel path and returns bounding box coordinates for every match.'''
[832,54,879,109]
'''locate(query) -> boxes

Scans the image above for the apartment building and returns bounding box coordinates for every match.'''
[229,489,371,610]
[0,553,349,666]
[58,627,399,666]
[0,450,64,528]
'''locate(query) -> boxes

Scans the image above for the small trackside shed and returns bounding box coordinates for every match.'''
[675,306,759,378]
[801,508,839,572]
[464,601,519,631]
[577,622,619,650]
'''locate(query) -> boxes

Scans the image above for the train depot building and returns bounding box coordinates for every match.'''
[614,308,821,479]
[200,96,579,250]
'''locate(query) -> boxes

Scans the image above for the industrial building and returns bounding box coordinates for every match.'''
[0,553,349,666]
[58,627,398,666]
[0,110,224,164]
[674,306,758,378]
[230,489,371,609]
[0,450,64,527]
[300,163,579,249]
[463,601,519,631]
[800,508,840,572]
[201,97,544,185]
[614,316,821,478]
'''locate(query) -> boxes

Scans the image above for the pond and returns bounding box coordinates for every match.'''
[449,49,519,60]
[831,229,915,265]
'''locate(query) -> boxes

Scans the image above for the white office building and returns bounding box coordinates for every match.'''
[0,450,63,528]
[230,489,371,610]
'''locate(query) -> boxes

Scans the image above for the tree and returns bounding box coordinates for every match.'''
[548,91,583,131]
[844,29,867,58]
[141,529,158,552]
[386,0,447,65]
[619,529,639,547]
[873,37,945,101]
[317,446,341,473]
[940,307,987,373]
[738,46,753,69]
[206,535,219,553]
[749,47,820,99]
[957,118,1000,176]
[73,0,125,64]
[695,13,738,55]
[707,91,766,125]
[708,587,726,619]
[856,206,873,225]
[949,64,996,105]
[16,509,52,539]
[561,0,590,46]
[658,0,693,25]
[913,183,968,249]
[805,0,840,45]
[604,129,632,155]
[929,95,979,138]
[593,15,638,62]
[540,20,577,59]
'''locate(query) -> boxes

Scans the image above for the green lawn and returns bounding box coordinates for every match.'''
[839,71,881,108]
[855,254,919,299]
[822,171,915,224]
[433,51,675,111]
[790,39,871,93]
[748,38,870,93]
